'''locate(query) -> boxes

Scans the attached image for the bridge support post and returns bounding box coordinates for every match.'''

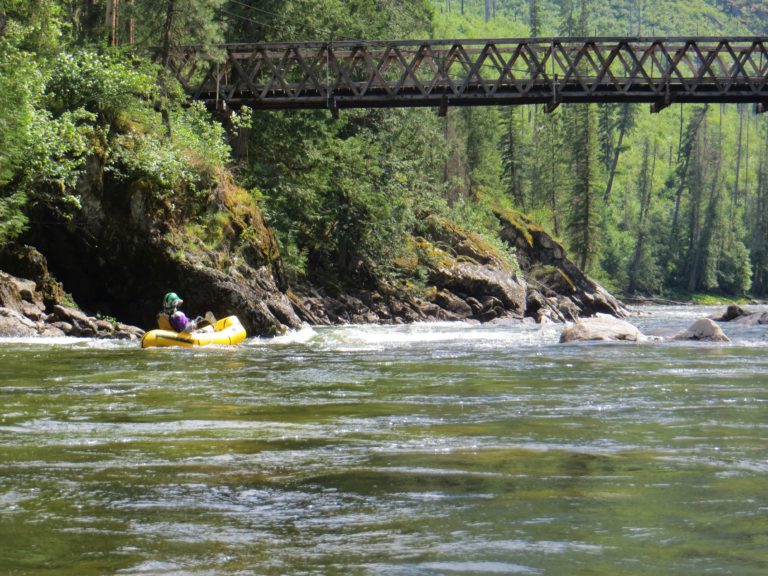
[651,100,671,114]
[328,98,339,120]
[756,102,768,114]
[438,96,449,117]
[544,74,559,113]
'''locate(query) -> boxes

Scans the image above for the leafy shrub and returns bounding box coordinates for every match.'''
[0,192,28,246]
[44,51,159,124]
[108,134,198,197]
[25,108,98,190]
[717,239,753,295]
[172,101,230,170]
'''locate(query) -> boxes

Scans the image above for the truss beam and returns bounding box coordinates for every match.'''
[159,37,768,112]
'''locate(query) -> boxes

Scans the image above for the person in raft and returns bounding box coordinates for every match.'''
[159,292,206,333]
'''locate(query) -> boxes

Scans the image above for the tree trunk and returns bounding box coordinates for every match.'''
[106,0,119,46]
[161,0,176,68]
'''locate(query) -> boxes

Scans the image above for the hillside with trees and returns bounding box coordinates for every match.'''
[433,0,767,299]
[1,0,767,335]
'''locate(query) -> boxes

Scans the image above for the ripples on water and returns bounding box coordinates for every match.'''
[1,306,768,575]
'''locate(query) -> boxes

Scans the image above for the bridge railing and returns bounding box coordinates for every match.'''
[159,37,768,113]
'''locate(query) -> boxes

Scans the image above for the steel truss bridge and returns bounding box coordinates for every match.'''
[164,37,768,115]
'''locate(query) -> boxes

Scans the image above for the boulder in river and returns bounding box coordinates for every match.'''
[671,318,730,342]
[712,304,768,326]
[560,317,649,343]
[561,316,732,344]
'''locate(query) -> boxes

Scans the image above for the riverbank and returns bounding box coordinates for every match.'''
[0,211,626,338]
[621,293,765,306]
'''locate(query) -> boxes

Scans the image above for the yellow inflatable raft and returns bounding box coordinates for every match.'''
[141,315,247,349]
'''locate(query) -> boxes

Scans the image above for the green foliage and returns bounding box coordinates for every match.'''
[248,107,445,284]
[0,0,63,55]
[109,134,197,196]
[131,0,226,50]
[0,14,101,243]
[463,107,502,195]
[717,239,752,294]
[0,192,28,246]
[0,22,43,188]
[27,109,95,186]
[500,106,526,210]
[173,101,231,168]
[44,51,159,124]
[237,0,434,42]
[565,104,602,272]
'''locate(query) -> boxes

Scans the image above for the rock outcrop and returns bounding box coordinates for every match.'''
[18,158,302,336]
[6,151,631,335]
[495,208,628,321]
[0,265,143,339]
[290,212,624,327]
[292,217,530,325]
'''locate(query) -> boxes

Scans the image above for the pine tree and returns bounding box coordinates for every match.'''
[664,105,708,285]
[464,107,502,196]
[628,138,660,293]
[500,107,526,211]
[559,0,575,36]
[684,119,707,292]
[529,0,541,35]
[599,103,637,202]
[531,110,566,237]
[749,130,768,295]
[684,113,728,293]
[563,0,600,271]
[130,0,225,54]
[566,104,600,271]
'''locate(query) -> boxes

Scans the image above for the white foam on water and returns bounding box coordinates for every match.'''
[251,320,562,352]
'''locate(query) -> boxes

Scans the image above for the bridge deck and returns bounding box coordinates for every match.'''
[162,37,768,113]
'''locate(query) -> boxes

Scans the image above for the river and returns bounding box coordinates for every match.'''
[1,305,767,575]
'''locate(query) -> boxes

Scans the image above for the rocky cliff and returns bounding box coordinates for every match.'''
[290,212,626,326]
[0,157,627,338]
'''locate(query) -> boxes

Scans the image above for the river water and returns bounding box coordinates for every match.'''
[1,306,767,575]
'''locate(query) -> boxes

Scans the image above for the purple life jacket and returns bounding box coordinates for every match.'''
[169,310,190,332]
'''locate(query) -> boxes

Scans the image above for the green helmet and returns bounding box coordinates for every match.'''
[163,292,183,309]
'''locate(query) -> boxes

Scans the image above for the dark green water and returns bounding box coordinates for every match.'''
[1,306,767,575]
